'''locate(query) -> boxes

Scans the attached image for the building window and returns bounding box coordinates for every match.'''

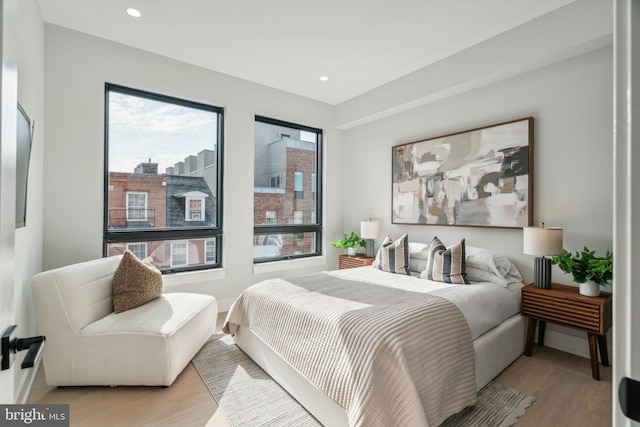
[254,116,322,262]
[126,242,147,259]
[170,242,188,267]
[293,211,304,239]
[265,211,277,224]
[205,240,216,264]
[270,175,282,188]
[104,83,224,273]
[294,171,303,199]
[186,196,205,221]
[126,192,147,222]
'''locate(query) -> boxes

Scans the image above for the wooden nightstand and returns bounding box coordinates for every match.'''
[338,254,375,270]
[521,283,612,380]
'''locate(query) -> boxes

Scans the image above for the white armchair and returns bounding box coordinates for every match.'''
[31,255,218,387]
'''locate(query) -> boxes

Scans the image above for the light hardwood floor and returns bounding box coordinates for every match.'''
[29,313,612,427]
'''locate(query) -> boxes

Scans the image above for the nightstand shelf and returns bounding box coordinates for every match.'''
[521,283,612,380]
[338,254,375,270]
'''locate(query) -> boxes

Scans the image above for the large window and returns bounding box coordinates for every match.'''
[253,116,322,262]
[104,84,224,273]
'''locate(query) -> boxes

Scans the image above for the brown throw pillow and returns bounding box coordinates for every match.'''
[112,250,163,313]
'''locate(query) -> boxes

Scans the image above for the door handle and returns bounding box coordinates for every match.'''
[1,325,46,370]
[619,377,640,422]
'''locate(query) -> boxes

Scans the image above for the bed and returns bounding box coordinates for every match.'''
[223,240,527,427]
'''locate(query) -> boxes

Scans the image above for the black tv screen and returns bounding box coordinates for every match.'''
[16,103,33,228]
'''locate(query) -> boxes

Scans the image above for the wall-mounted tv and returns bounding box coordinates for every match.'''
[16,103,33,229]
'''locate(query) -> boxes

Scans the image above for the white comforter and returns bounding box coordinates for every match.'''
[330,266,523,340]
[224,268,523,427]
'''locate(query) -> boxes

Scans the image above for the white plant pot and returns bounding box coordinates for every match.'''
[347,247,356,256]
[579,281,600,297]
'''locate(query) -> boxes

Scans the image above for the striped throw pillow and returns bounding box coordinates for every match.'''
[421,236,469,284]
[373,234,410,275]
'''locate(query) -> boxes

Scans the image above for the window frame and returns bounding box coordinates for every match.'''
[253,115,323,263]
[103,83,224,273]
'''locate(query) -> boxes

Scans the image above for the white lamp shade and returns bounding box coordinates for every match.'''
[523,226,563,256]
[360,220,380,239]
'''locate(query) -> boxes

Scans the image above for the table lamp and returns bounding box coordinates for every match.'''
[523,223,563,289]
[360,219,380,258]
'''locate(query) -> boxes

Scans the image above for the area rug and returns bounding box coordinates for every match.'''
[192,334,535,427]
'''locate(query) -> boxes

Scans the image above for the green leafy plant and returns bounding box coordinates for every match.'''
[551,247,613,286]
[331,232,366,250]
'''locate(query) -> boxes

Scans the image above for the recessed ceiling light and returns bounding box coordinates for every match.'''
[319,76,329,81]
[126,8,142,18]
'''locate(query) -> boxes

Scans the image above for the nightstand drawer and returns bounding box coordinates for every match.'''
[338,254,375,269]
[522,292,602,333]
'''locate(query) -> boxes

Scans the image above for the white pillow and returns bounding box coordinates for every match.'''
[466,267,510,287]
[407,241,431,272]
[409,258,426,273]
[465,245,522,282]
[408,242,430,260]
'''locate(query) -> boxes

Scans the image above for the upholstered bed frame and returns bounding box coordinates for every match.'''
[234,313,526,426]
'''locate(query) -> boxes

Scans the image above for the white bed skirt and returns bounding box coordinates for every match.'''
[234,313,527,427]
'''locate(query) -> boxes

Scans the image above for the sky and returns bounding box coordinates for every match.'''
[108,91,218,174]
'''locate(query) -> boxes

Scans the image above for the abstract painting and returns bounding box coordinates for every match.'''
[392,118,533,228]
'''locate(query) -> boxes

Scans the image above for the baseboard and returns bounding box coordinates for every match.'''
[539,325,612,362]
[14,356,42,404]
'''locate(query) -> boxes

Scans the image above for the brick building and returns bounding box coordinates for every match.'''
[254,130,317,258]
[107,162,167,230]
[107,151,217,269]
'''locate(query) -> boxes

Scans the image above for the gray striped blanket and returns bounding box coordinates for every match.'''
[223,272,476,427]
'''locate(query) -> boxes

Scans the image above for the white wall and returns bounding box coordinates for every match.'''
[339,19,614,357]
[43,25,344,309]
[342,47,613,281]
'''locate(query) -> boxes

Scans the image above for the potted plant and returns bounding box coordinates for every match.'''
[331,232,366,256]
[551,247,613,296]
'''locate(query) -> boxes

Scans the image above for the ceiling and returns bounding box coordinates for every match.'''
[37,0,575,105]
